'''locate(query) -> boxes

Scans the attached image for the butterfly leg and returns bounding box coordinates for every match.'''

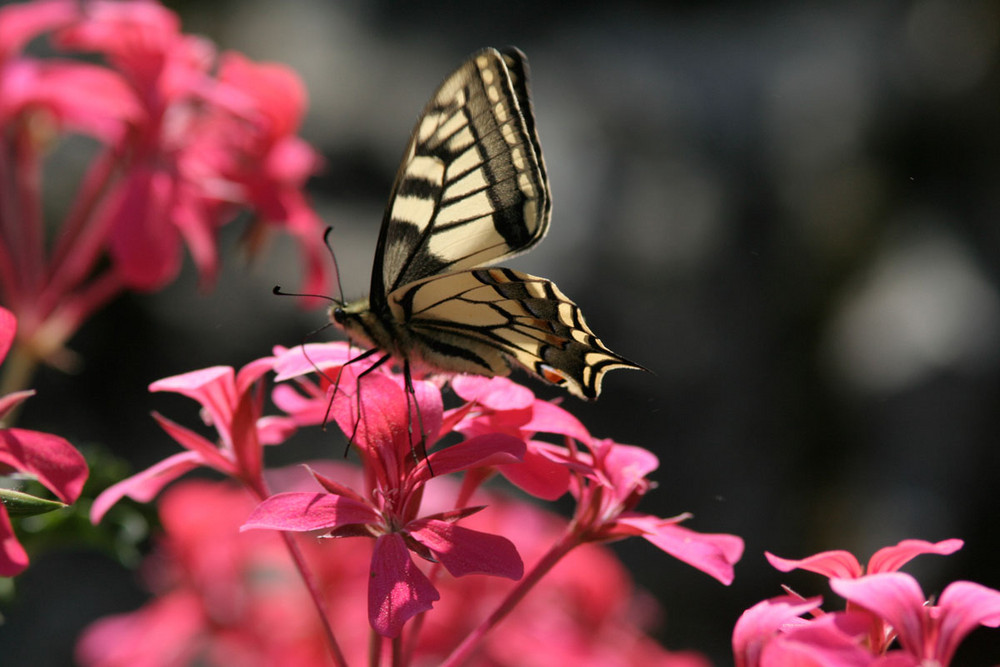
[339,351,392,457]
[401,359,432,475]
[321,345,383,429]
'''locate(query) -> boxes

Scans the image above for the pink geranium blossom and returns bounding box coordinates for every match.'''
[765,538,964,654]
[90,356,295,523]
[0,306,87,576]
[563,437,744,585]
[735,539,1000,666]
[0,0,327,376]
[244,368,526,637]
[832,573,1000,666]
[80,475,716,666]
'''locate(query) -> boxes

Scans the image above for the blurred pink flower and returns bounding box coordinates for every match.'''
[81,474,714,666]
[90,357,296,523]
[0,0,327,371]
[0,306,87,575]
[78,480,339,667]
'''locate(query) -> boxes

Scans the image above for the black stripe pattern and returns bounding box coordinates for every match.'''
[331,48,643,400]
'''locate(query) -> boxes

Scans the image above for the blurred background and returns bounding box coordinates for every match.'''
[2,0,999,663]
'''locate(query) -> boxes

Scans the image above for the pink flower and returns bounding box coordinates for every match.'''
[244,369,526,637]
[766,538,964,580]
[90,356,296,522]
[0,306,87,576]
[80,475,714,666]
[832,573,1000,666]
[765,538,963,654]
[736,539,998,666]
[565,437,744,585]
[78,480,344,667]
[450,375,589,500]
[0,0,326,370]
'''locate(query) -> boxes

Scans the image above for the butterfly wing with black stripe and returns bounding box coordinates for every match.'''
[386,268,642,399]
[370,47,550,309]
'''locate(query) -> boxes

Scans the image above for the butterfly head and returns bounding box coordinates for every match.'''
[329,296,392,353]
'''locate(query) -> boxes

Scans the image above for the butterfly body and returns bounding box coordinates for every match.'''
[332,47,642,400]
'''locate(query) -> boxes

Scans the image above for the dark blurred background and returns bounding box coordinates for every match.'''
[2,0,999,664]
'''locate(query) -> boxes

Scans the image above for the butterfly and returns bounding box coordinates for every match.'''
[330,47,642,401]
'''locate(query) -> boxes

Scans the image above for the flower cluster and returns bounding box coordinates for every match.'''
[79,477,715,667]
[0,0,326,371]
[84,342,743,665]
[733,539,1000,666]
[0,306,87,576]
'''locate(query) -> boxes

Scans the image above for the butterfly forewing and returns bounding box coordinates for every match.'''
[373,47,550,302]
[387,268,637,399]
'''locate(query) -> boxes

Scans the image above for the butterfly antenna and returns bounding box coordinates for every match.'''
[323,226,347,306]
[272,285,343,307]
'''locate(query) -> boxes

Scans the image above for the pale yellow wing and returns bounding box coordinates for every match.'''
[370,47,550,302]
[387,268,642,399]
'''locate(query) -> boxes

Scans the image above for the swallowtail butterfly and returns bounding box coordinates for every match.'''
[331,47,642,399]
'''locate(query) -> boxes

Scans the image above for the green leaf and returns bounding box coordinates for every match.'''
[0,488,67,517]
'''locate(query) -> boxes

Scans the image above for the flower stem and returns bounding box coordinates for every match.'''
[248,481,347,667]
[439,527,581,667]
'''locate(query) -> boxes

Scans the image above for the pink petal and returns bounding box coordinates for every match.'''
[524,398,592,443]
[90,451,202,523]
[272,342,358,382]
[256,415,298,446]
[328,370,408,459]
[624,516,744,585]
[408,519,523,580]
[766,549,864,580]
[234,355,277,396]
[0,306,15,361]
[241,492,377,533]
[0,390,34,421]
[369,534,439,637]
[0,0,77,63]
[410,378,443,446]
[75,591,204,667]
[598,439,660,496]
[151,412,233,471]
[0,428,87,502]
[451,375,535,410]
[732,595,823,667]
[0,507,29,577]
[934,580,1000,662]
[761,611,874,667]
[150,366,236,436]
[3,60,141,142]
[229,388,262,483]
[217,52,306,138]
[831,573,927,657]
[867,538,963,574]
[498,444,571,500]
[104,166,183,290]
[418,433,525,480]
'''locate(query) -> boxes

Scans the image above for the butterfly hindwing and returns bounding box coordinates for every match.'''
[386,268,636,399]
[372,47,550,303]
